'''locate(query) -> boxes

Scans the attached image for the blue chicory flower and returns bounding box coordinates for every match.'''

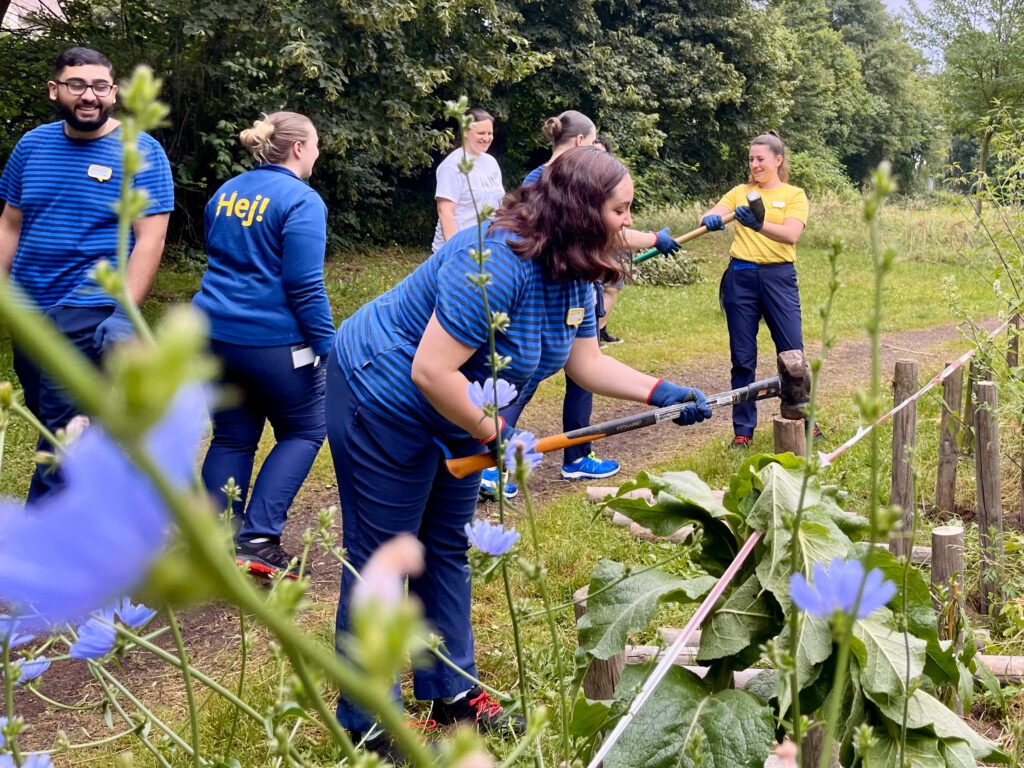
[0,386,208,629]
[70,609,117,660]
[0,715,7,747]
[114,598,157,629]
[11,656,50,686]
[467,378,518,410]
[1,754,54,768]
[790,557,896,620]
[503,430,542,475]
[0,618,33,650]
[465,519,520,556]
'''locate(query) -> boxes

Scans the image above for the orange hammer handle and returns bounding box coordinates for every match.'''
[446,432,607,479]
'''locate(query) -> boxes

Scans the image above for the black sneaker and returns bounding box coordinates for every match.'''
[235,539,302,579]
[431,685,526,736]
[351,729,404,765]
[730,435,752,449]
[599,328,623,345]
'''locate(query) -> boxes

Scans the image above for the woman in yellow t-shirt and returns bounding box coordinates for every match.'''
[700,133,810,448]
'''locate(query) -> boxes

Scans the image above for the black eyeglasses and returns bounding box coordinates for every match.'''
[55,79,114,97]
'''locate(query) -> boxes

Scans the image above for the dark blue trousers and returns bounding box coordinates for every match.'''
[500,377,593,465]
[12,304,112,503]
[326,360,479,732]
[201,340,326,541]
[721,260,803,437]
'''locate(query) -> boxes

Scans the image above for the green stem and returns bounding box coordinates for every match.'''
[819,171,893,768]
[90,664,173,768]
[225,608,247,757]
[166,606,201,768]
[521,475,569,765]
[2,640,24,766]
[26,686,104,712]
[290,651,359,763]
[9,401,62,451]
[92,662,205,762]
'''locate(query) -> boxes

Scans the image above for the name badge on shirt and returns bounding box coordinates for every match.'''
[565,307,585,327]
[88,164,113,183]
[772,200,786,208]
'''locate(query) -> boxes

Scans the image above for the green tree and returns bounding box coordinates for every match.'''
[907,0,1024,203]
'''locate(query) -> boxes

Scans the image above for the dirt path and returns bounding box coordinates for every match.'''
[16,318,990,758]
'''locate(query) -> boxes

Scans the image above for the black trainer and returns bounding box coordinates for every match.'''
[599,328,623,345]
[431,685,526,736]
[235,539,302,579]
[350,729,404,765]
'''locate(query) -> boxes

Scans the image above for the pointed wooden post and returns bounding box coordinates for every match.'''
[935,362,963,516]
[890,360,919,557]
[975,382,1003,615]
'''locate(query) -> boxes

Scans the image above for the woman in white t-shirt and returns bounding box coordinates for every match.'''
[432,107,504,252]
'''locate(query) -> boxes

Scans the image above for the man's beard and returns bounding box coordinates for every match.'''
[56,99,112,133]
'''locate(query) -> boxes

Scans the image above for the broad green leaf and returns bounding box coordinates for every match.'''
[723,452,805,514]
[698,574,780,662]
[776,613,833,715]
[604,665,775,768]
[940,739,977,768]
[569,691,613,738]
[578,560,717,660]
[855,543,959,686]
[604,471,741,575]
[851,618,926,698]
[862,733,945,767]
[870,688,1009,762]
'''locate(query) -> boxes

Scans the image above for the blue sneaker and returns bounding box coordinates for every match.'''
[561,452,621,480]
[479,467,518,500]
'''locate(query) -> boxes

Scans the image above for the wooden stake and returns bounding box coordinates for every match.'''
[773,415,805,456]
[975,381,1003,615]
[935,362,963,516]
[962,360,978,457]
[931,525,965,608]
[890,359,919,558]
[573,586,624,700]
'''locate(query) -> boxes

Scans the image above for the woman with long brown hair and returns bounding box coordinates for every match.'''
[326,146,711,754]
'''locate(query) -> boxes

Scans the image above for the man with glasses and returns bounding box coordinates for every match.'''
[0,46,174,501]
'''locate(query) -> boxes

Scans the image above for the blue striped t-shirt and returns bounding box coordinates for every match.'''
[335,223,596,441]
[0,121,175,310]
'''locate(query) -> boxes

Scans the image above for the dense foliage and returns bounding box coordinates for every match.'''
[0,0,997,246]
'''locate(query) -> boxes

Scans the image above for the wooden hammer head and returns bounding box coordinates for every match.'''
[746,190,767,224]
[777,349,810,419]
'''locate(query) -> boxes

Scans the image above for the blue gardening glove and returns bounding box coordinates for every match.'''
[734,205,763,231]
[701,214,724,231]
[93,306,136,353]
[648,379,712,426]
[653,227,681,255]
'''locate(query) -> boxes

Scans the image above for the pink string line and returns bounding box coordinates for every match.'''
[818,317,1014,468]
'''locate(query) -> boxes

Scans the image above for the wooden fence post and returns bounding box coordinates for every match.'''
[573,586,624,700]
[962,360,978,457]
[1007,314,1021,370]
[890,360,919,558]
[935,362,963,516]
[975,381,1003,615]
[773,416,805,456]
[932,525,966,715]
[801,724,840,768]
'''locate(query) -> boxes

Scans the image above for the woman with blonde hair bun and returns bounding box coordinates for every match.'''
[194,111,336,578]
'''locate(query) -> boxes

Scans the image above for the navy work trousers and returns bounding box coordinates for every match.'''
[13,304,112,503]
[720,260,803,437]
[326,360,479,732]
[201,340,326,541]
[501,377,593,465]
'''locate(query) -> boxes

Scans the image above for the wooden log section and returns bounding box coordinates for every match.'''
[890,359,919,558]
[975,381,1003,616]
[773,415,805,456]
[573,585,624,700]
[935,361,963,516]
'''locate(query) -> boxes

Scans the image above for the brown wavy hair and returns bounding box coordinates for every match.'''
[491,147,628,283]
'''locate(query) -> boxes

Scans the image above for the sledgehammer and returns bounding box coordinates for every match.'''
[444,349,810,478]
[632,190,766,264]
